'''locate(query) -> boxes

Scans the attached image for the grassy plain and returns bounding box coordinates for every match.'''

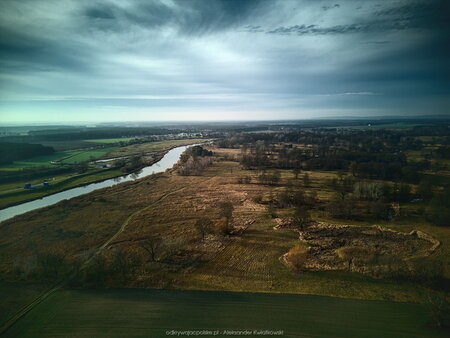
[1,144,448,336]
[3,288,446,338]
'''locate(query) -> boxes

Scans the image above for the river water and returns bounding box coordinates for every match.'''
[0,144,194,223]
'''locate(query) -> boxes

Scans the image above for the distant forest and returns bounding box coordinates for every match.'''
[0,142,54,165]
[0,127,186,143]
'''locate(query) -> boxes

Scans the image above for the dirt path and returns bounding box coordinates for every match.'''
[81,182,195,268]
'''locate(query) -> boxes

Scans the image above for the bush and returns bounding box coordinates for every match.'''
[286,245,308,273]
[327,195,358,220]
[292,206,311,230]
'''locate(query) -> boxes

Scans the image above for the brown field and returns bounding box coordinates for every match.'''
[0,145,449,307]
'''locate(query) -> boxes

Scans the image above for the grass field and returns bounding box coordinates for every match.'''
[3,288,446,338]
[0,168,123,209]
[0,150,75,169]
[0,282,50,327]
[0,147,118,169]
[59,146,117,163]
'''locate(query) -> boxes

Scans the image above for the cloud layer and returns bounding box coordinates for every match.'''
[0,0,449,122]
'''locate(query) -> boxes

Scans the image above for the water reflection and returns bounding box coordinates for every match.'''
[0,144,197,222]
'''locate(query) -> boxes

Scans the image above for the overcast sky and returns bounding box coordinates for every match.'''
[0,0,449,123]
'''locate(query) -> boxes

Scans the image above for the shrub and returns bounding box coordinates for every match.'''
[286,245,308,273]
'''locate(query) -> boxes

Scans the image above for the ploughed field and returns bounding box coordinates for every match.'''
[3,288,446,338]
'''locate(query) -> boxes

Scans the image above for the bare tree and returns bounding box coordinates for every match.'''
[109,247,130,280]
[292,206,311,231]
[139,237,163,262]
[195,218,213,241]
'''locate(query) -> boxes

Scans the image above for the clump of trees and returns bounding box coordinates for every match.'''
[276,188,316,209]
[292,206,312,230]
[195,217,213,240]
[0,142,54,165]
[178,157,213,176]
[327,195,359,220]
[116,156,143,173]
[257,170,281,185]
[13,252,76,282]
[177,146,214,176]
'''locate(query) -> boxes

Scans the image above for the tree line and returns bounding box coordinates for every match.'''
[0,142,54,165]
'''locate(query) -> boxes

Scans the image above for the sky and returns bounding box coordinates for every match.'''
[0,0,449,123]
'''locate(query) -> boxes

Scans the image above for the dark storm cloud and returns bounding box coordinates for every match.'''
[0,0,449,122]
[85,6,116,20]
[82,0,268,35]
[266,20,412,35]
[266,0,449,36]
[0,26,92,73]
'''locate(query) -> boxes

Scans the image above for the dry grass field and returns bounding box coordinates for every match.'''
[2,145,448,305]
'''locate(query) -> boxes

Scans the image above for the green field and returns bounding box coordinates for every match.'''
[59,146,117,163]
[0,150,76,169]
[3,289,446,338]
[0,282,50,328]
[0,139,207,208]
[0,147,117,169]
[0,168,123,208]
[84,137,137,143]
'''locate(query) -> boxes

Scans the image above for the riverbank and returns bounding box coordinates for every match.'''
[0,140,206,211]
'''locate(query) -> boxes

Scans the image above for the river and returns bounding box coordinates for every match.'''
[0,144,194,223]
